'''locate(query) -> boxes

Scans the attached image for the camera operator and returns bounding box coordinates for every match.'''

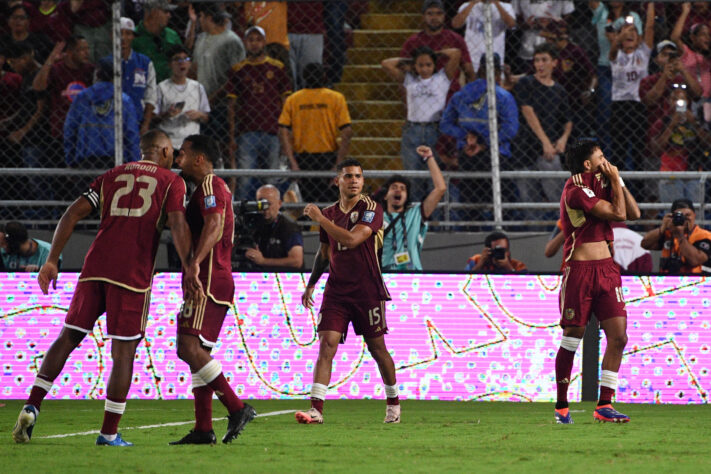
[243,184,304,271]
[641,199,711,274]
[465,231,527,273]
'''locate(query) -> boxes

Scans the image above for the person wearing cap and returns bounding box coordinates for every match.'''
[540,20,597,138]
[641,199,711,274]
[63,58,141,170]
[451,0,515,74]
[639,39,702,130]
[672,2,711,124]
[100,17,157,135]
[1,221,60,272]
[226,25,291,199]
[132,0,182,83]
[510,0,574,75]
[154,45,210,150]
[440,53,518,224]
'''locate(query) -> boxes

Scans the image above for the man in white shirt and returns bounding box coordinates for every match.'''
[511,0,574,73]
[155,45,210,149]
[451,0,516,73]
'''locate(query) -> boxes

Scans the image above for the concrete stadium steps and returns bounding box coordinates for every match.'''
[352,119,404,138]
[353,30,418,48]
[346,47,402,66]
[341,65,390,84]
[359,13,422,31]
[335,1,423,172]
[350,136,400,156]
[335,82,401,101]
[349,100,404,120]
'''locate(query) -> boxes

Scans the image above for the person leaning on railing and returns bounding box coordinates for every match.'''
[641,198,711,274]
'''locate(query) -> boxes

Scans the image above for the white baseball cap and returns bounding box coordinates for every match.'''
[245,26,266,38]
[120,17,136,32]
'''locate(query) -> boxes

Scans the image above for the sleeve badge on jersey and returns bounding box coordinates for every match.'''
[362,211,375,223]
[583,187,595,198]
[204,195,217,209]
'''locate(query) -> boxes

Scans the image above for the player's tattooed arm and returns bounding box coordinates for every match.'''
[307,243,330,288]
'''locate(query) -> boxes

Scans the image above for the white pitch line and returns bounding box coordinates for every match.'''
[37,409,297,439]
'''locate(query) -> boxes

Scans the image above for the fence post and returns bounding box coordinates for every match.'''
[112,0,123,166]
[483,3,502,230]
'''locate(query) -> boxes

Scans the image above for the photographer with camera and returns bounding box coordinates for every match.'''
[465,231,527,273]
[240,184,303,272]
[641,199,711,274]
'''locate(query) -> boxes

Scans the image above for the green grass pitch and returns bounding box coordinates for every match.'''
[2,399,710,473]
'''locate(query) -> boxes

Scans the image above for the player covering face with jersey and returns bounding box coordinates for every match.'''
[554,138,641,425]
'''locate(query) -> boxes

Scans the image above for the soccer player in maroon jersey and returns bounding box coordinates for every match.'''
[295,159,400,424]
[13,129,201,446]
[170,134,256,445]
[554,138,641,424]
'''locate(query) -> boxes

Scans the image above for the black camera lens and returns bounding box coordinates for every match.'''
[672,211,686,226]
[492,246,506,260]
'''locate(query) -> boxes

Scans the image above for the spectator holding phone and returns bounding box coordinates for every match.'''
[155,45,210,149]
[649,84,711,204]
[465,231,527,273]
[639,40,702,129]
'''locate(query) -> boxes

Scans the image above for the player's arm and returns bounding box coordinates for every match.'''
[38,197,93,294]
[167,210,203,299]
[621,186,641,221]
[544,229,565,258]
[302,242,330,309]
[187,212,222,277]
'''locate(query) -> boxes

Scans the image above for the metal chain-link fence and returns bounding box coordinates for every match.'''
[1,0,711,229]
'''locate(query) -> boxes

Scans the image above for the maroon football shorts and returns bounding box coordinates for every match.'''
[177,297,229,347]
[65,280,150,339]
[318,296,388,342]
[559,257,627,327]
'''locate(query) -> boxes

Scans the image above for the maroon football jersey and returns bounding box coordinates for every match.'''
[185,174,235,305]
[560,172,615,262]
[80,160,186,291]
[319,195,390,303]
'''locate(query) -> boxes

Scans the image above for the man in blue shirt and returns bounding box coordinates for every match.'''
[63,57,141,169]
[439,53,519,225]
[101,17,157,135]
[380,145,446,271]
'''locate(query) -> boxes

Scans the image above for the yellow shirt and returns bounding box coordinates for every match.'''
[278,88,351,154]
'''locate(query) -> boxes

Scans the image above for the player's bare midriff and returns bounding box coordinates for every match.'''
[570,241,612,261]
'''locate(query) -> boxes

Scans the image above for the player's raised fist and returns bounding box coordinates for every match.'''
[303,203,323,222]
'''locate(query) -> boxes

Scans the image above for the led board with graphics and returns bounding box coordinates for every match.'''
[0,273,708,403]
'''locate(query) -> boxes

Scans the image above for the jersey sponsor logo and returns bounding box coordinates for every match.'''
[564,308,575,320]
[204,195,217,209]
[583,187,595,198]
[362,211,375,223]
[133,68,147,87]
[350,211,359,224]
[62,81,88,102]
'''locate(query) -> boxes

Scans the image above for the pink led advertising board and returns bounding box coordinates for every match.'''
[1,273,708,403]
